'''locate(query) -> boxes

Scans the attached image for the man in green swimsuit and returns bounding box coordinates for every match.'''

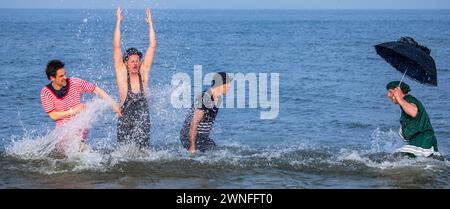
[386,81,440,158]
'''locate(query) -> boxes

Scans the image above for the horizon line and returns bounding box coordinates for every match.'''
[1,7,450,10]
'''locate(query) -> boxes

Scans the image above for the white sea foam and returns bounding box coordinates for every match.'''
[370,127,405,153]
[5,119,449,175]
[6,99,109,164]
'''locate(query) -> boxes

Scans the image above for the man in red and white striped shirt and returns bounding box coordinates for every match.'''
[40,60,121,140]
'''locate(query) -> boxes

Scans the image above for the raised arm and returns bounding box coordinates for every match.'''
[394,87,418,118]
[397,98,418,118]
[188,110,204,153]
[114,6,125,71]
[140,7,157,81]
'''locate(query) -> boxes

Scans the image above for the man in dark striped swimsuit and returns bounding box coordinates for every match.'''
[180,72,232,153]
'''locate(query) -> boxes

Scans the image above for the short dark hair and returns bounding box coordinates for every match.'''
[211,72,233,87]
[123,48,143,62]
[45,60,65,80]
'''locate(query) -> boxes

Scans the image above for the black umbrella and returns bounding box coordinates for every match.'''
[375,37,437,86]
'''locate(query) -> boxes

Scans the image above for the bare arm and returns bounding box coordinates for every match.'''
[113,6,128,103]
[114,6,125,72]
[47,104,85,121]
[47,87,121,121]
[188,110,204,153]
[398,98,418,118]
[394,87,418,118]
[93,87,122,117]
[140,7,156,82]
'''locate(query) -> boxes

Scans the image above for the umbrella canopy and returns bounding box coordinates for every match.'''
[375,37,437,86]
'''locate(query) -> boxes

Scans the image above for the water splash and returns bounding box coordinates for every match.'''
[4,118,449,179]
[369,127,404,153]
[334,127,449,170]
[6,99,109,160]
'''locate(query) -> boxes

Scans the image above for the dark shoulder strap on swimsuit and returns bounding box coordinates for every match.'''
[126,70,131,92]
[126,70,144,94]
[138,70,144,93]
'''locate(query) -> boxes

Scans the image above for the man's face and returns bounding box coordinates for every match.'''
[387,89,397,104]
[126,55,141,73]
[50,68,67,87]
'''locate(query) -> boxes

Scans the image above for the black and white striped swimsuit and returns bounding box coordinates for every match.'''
[180,91,219,152]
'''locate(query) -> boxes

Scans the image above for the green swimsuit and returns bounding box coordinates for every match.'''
[397,95,438,156]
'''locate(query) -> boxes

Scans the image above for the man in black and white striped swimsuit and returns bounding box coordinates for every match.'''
[180,72,232,153]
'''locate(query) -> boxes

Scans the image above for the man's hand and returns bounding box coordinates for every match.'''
[116,6,122,23]
[93,87,124,117]
[48,103,84,121]
[393,87,404,100]
[71,104,85,116]
[48,103,85,121]
[145,8,152,25]
[393,86,418,117]
[112,103,122,117]
[188,145,196,154]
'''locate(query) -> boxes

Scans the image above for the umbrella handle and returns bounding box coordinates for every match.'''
[392,68,408,103]
[398,68,408,87]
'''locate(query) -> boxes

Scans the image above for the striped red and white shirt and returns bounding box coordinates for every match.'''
[40,77,96,127]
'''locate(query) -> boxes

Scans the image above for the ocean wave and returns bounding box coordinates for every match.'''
[2,104,448,188]
[2,140,448,177]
